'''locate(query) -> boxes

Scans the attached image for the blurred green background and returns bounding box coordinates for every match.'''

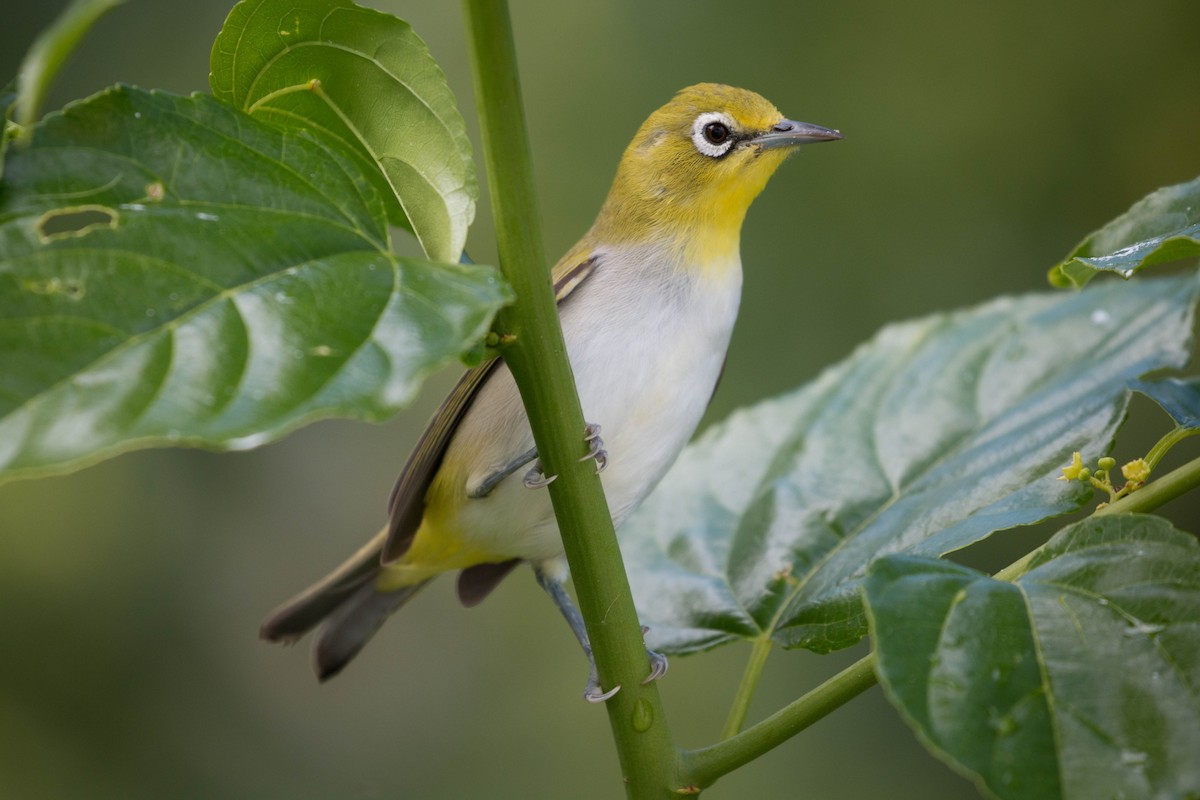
[3,1,1199,798]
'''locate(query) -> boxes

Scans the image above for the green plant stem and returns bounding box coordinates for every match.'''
[682,654,879,791]
[460,3,679,797]
[685,452,1200,791]
[1094,451,1200,515]
[995,454,1200,583]
[1145,426,1200,470]
[721,637,774,740]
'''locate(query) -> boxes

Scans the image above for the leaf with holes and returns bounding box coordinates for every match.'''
[622,273,1199,655]
[210,0,476,263]
[865,514,1200,800]
[1049,176,1200,289]
[0,85,510,483]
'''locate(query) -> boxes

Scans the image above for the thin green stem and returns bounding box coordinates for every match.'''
[684,453,1200,790]
[1145,427,1200,470]
[460,3,678,797]
[1093,452,1200,516]
[682,654,878,791]
[996,454,1200,583]
[721,637,774,740]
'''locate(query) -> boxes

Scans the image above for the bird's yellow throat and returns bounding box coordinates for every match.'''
[585,83,797,271]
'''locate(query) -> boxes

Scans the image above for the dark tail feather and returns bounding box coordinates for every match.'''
[259,529,429,680]
[312,580,428,681]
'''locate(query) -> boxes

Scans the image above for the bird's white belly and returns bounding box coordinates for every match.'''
[445,248,742,564]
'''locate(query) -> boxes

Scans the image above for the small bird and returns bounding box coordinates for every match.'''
[261,83,841,700]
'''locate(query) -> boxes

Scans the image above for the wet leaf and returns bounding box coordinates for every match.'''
[1049,177,1200,288]
[866,514,1200,800]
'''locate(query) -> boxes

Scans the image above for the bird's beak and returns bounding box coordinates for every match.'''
[753,119,843,150]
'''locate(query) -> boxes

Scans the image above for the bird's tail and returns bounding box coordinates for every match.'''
[260,528,430,681]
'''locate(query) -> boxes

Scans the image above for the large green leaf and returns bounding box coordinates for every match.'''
[865,515,1200,800]
[622,274,1199,655]
[0,86,510,483]
[1049,177,1200,289]
[210,0,476,263]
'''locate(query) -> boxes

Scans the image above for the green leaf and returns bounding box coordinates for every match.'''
[1049,176,1200,289]
[210,0,476,263]
[1134,376,1200,430]
[0,85,510,484]
[865,515,1200,800]
[623,274,1199,656]
[14,0,125,133]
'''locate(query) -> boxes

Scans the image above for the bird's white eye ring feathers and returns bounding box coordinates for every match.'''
[691,112,736,158]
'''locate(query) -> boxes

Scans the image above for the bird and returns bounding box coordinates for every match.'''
[260,83,842,701]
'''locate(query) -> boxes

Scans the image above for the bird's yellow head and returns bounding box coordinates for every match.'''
[588,83,841,266]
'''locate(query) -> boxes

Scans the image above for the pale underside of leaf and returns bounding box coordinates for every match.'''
[623,274,1200,656]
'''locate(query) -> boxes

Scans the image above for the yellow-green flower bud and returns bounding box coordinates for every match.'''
[1121,458,1150,484]
[1059,451,1085,481]
[1098,456,1116,471]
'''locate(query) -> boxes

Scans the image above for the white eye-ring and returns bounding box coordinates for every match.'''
[691,112,736,158]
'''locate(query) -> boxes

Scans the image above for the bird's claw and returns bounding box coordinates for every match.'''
[639,626,669,685]
[584,662,621,703]
[579,423,608,474]
[523,462,557,489]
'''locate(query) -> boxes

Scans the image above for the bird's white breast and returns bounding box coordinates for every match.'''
[447,242,742,564]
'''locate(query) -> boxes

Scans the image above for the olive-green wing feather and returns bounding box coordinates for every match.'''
[380,254,600,564]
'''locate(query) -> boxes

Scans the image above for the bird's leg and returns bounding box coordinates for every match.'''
[533,566,669,702]
[523,422,607,489]
[534,566,619,703]
[469,446,540,498]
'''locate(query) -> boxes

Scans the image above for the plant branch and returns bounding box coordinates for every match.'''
[682,654,879,791]
[460,3,679,797]
[1093,452,1200,516]
[721,636,774,740]
[1145,427,1200,470]
[685,452,1200,789]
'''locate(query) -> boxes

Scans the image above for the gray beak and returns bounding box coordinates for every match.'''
[753,119,843,150]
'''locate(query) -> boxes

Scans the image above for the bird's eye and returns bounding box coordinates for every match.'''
[703,122,730,145]
[691,112,737,158]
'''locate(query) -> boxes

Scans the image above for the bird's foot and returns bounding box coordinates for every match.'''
[583,664,621,704]
[640,626,669,685]
[523,423,606,488]
[579,422,608,474]
[523,461,557,489]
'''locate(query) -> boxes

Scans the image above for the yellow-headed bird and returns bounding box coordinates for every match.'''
[261,84,841,701]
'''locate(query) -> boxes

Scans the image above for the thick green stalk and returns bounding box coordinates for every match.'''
[460,3,679,797]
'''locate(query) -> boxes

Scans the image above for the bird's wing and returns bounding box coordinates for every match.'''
[381,253,600,564]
